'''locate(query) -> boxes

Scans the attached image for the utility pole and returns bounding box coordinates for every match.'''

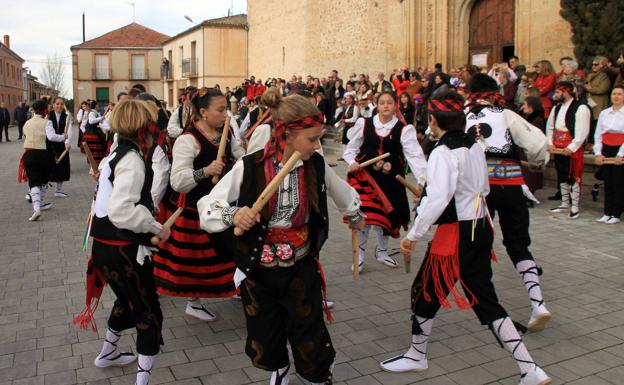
[82,13,85,42]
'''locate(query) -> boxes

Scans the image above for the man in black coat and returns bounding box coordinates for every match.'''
[14,102,28,140]
[0,102,10,142]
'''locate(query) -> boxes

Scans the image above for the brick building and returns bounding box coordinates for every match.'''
[0,35,25,118]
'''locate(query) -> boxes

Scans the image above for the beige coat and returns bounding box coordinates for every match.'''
[587,71,611,120]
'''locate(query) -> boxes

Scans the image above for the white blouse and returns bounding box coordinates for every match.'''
[546,99,591,153]
[343,115,428,186]
[594,106,624,157]
[45,112,73,145]
[99,150,162,235]
[407,140,490,241]
[198,155,361,234]
[170,130,245,193]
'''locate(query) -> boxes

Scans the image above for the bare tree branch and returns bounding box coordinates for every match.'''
[39,53,66,97]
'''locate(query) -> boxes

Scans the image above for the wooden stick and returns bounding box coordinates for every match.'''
[151,207,184,245]
[233,151,302,236]
[395,175,422,197]
[82,142,98,173]
[352,229,360,280]
[404,253,411,274]
[212,116,231,184]
[552,148,567,155]
[55,148,69,164]
[359,152,390,168]
[520,160,546,172]
[602,158,622,165]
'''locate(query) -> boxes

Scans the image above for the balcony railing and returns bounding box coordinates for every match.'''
[93,67,111,80]
[160,65,173,81]
[131,68,147,80]
[181,58,198,78]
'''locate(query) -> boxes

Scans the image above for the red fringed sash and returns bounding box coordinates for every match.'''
[17,150,30,183]
[421,223,477,310]
[315,259,334,323]
[72,256,107,331]
[553,130,585,184]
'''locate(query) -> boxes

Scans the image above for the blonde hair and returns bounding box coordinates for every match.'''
[261,87,320,123]
[109,99,156,138]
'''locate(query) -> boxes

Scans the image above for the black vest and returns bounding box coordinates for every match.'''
[47,111,67,152]
[357,117,406,172]
[232,150,329,276]
[344,105,354,120]
[184,126,234,208]
[553,99,584,137]
[90,139,155,245]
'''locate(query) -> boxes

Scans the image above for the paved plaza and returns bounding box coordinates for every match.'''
[1,127,624,385]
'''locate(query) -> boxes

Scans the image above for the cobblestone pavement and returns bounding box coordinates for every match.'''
[1,128,623,385]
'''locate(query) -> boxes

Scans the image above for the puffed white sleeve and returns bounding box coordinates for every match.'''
[228,111,241,140]
[401,124,428,186]
[593,110,607,156]
[504,109,549,165]
[88,111,103,124]
[324,161,361,216]
[406,147,458,241]
[65,117,73,144]
[230,133,245,160]
[108,152,163,235]
[151,145,170,209]
[167,106,183,138]
[545,109,555,146]
[343,117,366,164]
[198,158,245,233]
[170,135,200,193]
[45,120,65,142]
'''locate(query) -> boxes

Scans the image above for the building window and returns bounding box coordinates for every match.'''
[179,46,183,66]
[131,54,146,80]
[96,87,110,108]
[94,54,110,79]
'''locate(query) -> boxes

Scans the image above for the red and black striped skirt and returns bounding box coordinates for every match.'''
[83,133,107,163]
[346,170,409,238]
[153,198,236,298]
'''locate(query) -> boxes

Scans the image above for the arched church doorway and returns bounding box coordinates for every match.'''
[469,0,515,67]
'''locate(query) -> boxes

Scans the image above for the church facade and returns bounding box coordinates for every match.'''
[247,0,574,77]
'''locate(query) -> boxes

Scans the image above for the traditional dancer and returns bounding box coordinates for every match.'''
[47,97,73,198]
[594,84,624,224]
[18,100,67,221]
[343,91,427,271]
[546,81,591,218]
[75,100,170,385]
[83,100,107,164]
[198,88,363,385]
[465,74,551,332]
[380,91,551,385]
[153,88,243,321]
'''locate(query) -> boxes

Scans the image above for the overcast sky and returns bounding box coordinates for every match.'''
[2,0,247,98]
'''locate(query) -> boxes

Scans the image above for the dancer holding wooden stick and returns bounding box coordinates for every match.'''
[47,97,73,198]
[74,100,170,385]
[381,91,551,385]
[152,88,244,322]
[343,91,427,273]
[198,88,363,385]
